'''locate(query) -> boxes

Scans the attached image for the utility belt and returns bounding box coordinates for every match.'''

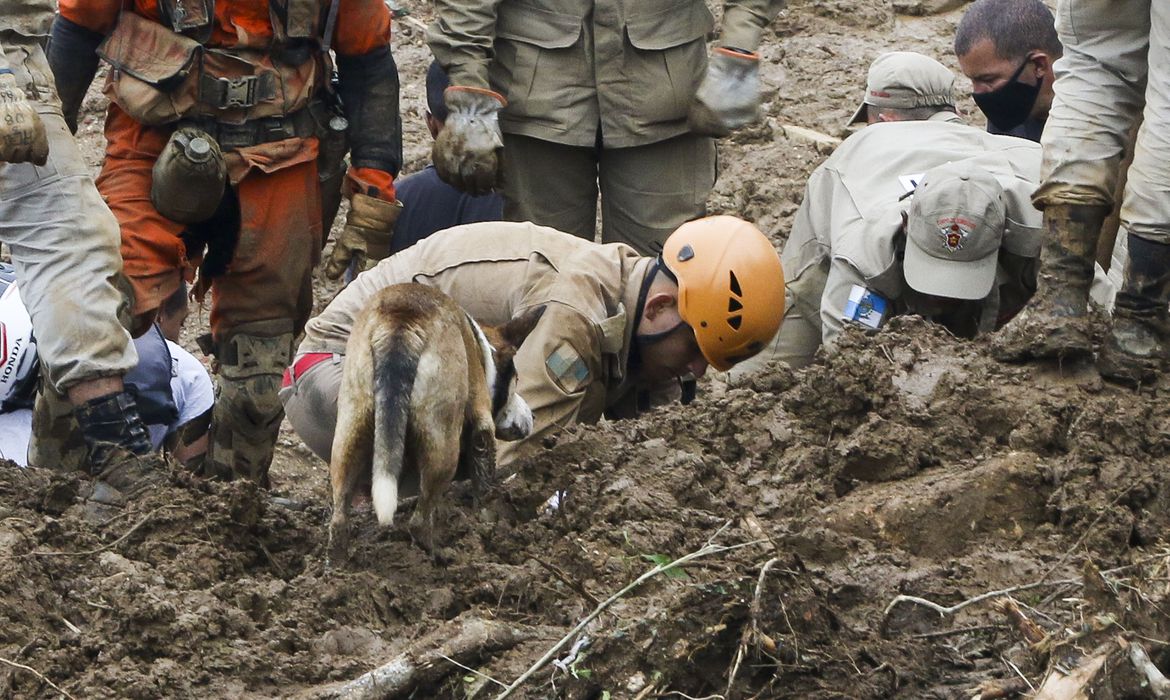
[181,101,323,151]
[152,99,346,224]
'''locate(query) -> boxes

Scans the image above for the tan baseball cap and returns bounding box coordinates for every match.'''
[903,160,1007,300]
[848,51,957,124]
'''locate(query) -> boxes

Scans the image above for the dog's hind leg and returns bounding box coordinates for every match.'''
[408,410,463,555]
[328,357,375,567]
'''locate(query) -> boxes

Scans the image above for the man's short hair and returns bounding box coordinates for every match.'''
[954,0,1062,61]
[425,60,451,123]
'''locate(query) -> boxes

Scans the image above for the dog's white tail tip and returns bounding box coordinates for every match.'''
[371,473,399,525]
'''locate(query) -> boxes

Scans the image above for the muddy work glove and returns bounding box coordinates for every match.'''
[432,87,506,196]
[688,48,761,138]
[324,193,403,279]
[0,69,48,165]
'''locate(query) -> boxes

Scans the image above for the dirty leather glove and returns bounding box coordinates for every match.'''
[324,193,403,279]
[432,87,506,196]
[0,69,48,165]
[688,47,761,138]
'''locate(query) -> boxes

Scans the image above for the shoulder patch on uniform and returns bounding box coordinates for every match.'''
[545,341,591,394]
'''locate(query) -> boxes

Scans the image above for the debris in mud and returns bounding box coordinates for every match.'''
[2,315,1169,699]
[8,0,1167,697]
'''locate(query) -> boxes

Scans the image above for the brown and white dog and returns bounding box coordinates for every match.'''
[328,283,544,562]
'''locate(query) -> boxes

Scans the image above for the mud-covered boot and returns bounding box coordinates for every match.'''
[207,322,294,487]
[993,204,1111,361]
[1097,234,1170,386]
[73,390,167,500]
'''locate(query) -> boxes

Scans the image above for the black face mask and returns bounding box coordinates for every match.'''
[972,56,1041,131]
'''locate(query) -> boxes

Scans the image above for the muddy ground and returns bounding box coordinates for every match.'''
[3,0,1169,698]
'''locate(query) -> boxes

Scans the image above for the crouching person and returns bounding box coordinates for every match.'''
[282,217,785,481]
[0,276,213,468]
[729,52,1047,377]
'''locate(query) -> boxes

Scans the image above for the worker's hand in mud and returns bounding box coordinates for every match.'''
[0,70,48,165]
[688,48,761,138]
[323,193,403,280]
[432,87,505,196]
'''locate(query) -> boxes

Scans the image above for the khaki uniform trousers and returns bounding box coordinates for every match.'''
[1036,0,1170,244]
[0,34,136,394]
[502,133,717,255]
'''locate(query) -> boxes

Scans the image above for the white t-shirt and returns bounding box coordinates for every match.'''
[0,341,214,466]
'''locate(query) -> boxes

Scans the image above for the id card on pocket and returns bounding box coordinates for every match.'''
[843,285,888,330]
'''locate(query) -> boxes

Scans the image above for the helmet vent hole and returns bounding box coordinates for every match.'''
[728,298,743,313]
[729,271,742,297]
[728,315,743,330]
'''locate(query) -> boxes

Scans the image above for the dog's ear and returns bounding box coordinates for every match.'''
[501,305,547,348]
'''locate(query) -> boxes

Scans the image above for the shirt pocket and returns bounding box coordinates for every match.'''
[620,3,714,127]
[492,3,585,130]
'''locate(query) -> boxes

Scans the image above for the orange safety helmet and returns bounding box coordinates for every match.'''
[660,216,785,371]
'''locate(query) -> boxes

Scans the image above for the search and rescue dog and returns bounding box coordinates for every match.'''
[328,283,544,562]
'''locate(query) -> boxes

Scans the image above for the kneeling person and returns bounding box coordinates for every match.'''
[0,279,213,467]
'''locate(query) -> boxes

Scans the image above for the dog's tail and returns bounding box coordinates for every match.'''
[371,327,421,525]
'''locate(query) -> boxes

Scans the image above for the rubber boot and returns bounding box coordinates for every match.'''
[207,321,294,487]
[992,203,1111,361]
[1097,233,1170,386]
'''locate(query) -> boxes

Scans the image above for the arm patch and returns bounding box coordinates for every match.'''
[545,341,590,394]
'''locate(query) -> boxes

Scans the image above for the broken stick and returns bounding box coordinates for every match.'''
[309,613,539,700]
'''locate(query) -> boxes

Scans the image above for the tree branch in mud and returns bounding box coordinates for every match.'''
[883,551,1170,634]
[308,613,540,700]
[883,578,1077,625]
[0,656,77,700]
[726,557,782,698]
[494,537,766,700]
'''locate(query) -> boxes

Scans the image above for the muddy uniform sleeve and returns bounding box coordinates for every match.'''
[719,0,786,50]
[497,303,605,467]
[426,0,505,89]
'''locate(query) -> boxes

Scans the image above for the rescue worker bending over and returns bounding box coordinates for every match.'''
[282,217,785,472]
[0,0,164,495]
[49,0,403,486]
[731,52,1046,376]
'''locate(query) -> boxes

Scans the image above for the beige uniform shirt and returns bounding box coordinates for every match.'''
[784,114,1044,349]
[300,221,655,463]
[427,0,785,148]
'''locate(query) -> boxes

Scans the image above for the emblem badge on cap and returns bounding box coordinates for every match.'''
[936,218,973,253]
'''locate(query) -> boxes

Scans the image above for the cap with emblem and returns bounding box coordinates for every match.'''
[848,51,956,124]
[903,160,1007,300]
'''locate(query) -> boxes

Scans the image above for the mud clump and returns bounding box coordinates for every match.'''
[16,0,1168,696]
[1,317,1169,698]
